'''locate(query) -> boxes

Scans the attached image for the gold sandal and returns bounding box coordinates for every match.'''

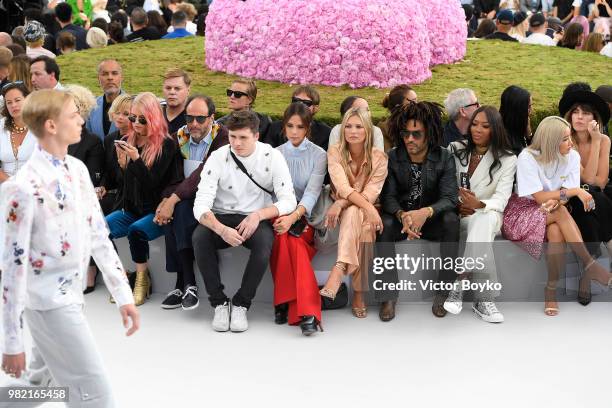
[319,262,346,300]
[352,306,367,318]
[544,285,559,316]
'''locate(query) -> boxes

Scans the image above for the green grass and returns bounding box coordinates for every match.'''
[58,37,611,127]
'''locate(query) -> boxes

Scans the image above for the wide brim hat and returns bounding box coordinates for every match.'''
[559,91,610,125]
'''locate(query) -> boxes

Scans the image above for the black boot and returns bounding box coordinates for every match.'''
[274,303,288,324]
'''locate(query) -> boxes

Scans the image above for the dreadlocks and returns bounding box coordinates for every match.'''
[388,101,444,150]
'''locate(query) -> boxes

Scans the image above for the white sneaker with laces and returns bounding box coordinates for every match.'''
[230,305,249,332]
[444,286,464,314]
[212,301,230,332]
[472,301,504,323]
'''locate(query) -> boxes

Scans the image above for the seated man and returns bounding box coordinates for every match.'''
[155,94,228,310]
[376,101,460,321]
[192,110,296,332]
[263,85,331,150]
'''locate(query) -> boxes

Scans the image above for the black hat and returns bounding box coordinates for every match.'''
[513,11,528,27]
[595,85,612,104]
[529,13,546,28]
[496,9,514,25]
[559,91,611,124]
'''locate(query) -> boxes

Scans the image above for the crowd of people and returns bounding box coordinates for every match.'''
[461,0,612,56]
[0,0,206,58]
[1,51,612,340]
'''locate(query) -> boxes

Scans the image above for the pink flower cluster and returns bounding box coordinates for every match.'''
[205,0,467,89]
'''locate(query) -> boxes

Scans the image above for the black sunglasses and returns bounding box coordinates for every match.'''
[185,114,211,124]
[463,101,480,109]
[226,89,249,98]
[1,80,24,92]
[128,115,147,125]
[400,130,425,140]
[291,97,314,107]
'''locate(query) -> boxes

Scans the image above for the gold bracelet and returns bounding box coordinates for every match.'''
[427,207,434,218]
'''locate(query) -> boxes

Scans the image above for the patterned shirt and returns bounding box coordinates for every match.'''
[177,122,221,161]
[405,163,422,211]
[0,146,134,354]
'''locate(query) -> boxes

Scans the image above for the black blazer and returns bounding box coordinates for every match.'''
[68,127,105,187]
[381,145,458,217]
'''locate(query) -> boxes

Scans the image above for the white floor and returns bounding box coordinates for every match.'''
[2,289,611,407]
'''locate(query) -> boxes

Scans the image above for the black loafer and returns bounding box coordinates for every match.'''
[299,315,323,336]
[274,303,288,324]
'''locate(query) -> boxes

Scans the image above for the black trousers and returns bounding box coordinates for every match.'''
[192,213,274,309]
[164,199,199,289]
[375,210,460,301]
[569,193,612,256]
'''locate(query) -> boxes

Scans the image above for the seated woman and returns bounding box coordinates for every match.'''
[271,102,327,335]
[64,84,106,294]
[379,85,418,151]
[445,106,517,323]
[319,107,388,318]
[327,96,385,151]
[499,85,532,156]
[559,90,612,271]
[557,23,584,49]
[99,93,133,215]
[106,92,181,306]
[0,82,35,183]
[502,116,612,316]
[216,78,271,141]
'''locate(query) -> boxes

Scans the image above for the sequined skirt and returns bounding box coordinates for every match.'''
[502,194,547,260]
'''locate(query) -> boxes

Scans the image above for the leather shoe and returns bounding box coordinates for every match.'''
[299,315,323,336]
[274,303,288,324]
[378,300,397,322]
[432,294,447,318]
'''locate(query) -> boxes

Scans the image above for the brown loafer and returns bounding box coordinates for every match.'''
[432,294,447,318]
[379,300,397,322]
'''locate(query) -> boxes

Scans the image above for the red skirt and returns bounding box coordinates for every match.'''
[270,224,321,325]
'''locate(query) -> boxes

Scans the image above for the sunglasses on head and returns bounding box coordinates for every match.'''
[128,115,147,125]
[226,89,249,98]
[400,129,425,140]
[185,114,211,124]
[291,97,314,107]
[1,80,24,92]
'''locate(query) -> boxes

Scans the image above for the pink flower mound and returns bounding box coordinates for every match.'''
[420,0,468,66]
[205,0,465,88]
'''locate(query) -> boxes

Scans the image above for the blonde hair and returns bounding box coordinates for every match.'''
[22,89,72,137]
[232,78,257,106]
[8,55,32,91]
[86,27,108,48]
[527,116,571,165]
[64,84,97,120]
[176,2,197,20]
[583,32,604,53]
[108,93,133,117]
[338,107,374,179]
[163,67,192,86]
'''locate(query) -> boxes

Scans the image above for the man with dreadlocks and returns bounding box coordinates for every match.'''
[376,101,460,321]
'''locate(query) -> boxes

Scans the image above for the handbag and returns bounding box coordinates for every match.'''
[307,184,340,251]
[318,282,348,310]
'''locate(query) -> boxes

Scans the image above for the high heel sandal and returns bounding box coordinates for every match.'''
[544,285,559,316]
[351,292,367,318]
[578,259,596,306]
[133,269,152,306]
[299,315,323,336]
[319,262,346,300]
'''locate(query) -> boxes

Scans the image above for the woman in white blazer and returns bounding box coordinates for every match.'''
[445,106,517,323]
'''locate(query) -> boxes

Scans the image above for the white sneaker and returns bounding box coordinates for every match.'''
[444,286,463,315]
[230,305,249,332]
[472,301,504,323]
[212,301,230,332]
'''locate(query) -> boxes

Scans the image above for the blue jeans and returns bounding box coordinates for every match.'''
[106,210,163,263]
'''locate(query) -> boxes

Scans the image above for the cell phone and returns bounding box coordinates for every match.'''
[288,218,307,237]
[460,172,470,189]
[114,140,128,149]
[556,26,564,34]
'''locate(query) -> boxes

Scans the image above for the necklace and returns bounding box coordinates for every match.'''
[12,123,27,133]
[542,160,560,180]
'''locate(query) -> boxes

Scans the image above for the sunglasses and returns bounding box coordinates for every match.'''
[128,115,147,125]
[226,89,249,98]
[400,130,425,140]
[291,97,314,107]
[463,101,480,109]
[1,80,24,92]
[185,114,211,124]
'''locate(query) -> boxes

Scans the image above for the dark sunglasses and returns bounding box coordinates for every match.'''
[128,115,147,125]
[185,114,211,124]
[226,89,249,98]
[463,101,480,109]
[291,97,314,107]
[400,130,425,140]
[1,80,24,92]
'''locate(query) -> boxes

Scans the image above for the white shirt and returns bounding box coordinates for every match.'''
[0,146,134,354]
[516,149,580,199]
[600,42,612,57]
[327,124,385,151]
[523,32,556,46]
[193,142,297,220]
[0,120,36,177]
